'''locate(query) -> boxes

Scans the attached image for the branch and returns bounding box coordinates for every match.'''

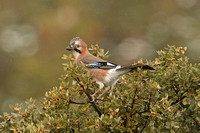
[60,97,86,105]
[171,96,186,106]
[138,94,152,114]
[171,90,188,106]
[131,87,138,108]
[74,78,102,116]
[69,99,86,105]
[140,120,148,133]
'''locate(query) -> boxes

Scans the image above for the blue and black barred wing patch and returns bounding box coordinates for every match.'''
[85,62,119,69]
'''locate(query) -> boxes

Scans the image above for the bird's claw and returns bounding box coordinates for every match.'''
[90,94,96,102]
[90,94,105,103]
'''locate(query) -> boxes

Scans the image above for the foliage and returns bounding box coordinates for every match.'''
[0,45,200,133]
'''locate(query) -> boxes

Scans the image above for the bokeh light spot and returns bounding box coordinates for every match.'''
[0,24,39,56]
[117,38,155,62]
[176,0,197,9]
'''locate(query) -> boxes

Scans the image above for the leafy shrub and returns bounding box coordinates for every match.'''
[0,45,199,133]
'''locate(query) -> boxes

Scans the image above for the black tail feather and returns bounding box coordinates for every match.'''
[117,63,155,74]
[130,63,155,71]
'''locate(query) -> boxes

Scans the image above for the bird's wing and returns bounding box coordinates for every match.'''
[80,55,120,69]
[80,55,105,63]
[85,62,119,69]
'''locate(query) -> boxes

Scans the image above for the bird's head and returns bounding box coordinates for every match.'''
[66,37,88,58]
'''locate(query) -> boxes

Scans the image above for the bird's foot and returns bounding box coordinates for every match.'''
[90,94,105,103]
[96,96,105,102]
[97,95,103,100]
[90,94,96,102]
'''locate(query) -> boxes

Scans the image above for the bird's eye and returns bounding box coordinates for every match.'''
[76,45,80,48]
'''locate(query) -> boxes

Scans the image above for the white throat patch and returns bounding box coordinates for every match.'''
[72,50,81,59]
[71,41,82,59]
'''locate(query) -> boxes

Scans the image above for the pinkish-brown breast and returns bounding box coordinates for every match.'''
[76,53,108,82]
[88,68,108,82]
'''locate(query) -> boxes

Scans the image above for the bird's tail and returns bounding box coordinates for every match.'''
[116,63,154,76]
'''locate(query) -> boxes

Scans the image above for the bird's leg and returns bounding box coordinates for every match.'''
[97,86,111,100]
[90,81,104,102]
[90,88,102,102]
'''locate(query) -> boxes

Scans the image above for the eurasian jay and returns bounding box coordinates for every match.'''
[66,37,154,102]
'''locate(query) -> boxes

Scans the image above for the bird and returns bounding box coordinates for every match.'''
[66,37,154,102]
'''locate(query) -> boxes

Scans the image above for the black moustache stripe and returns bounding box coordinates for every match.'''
[74,48,82,54]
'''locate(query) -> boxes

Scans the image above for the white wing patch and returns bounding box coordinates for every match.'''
[85,62,123,86]
[107,62,117,67]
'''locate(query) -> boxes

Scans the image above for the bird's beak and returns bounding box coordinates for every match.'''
[66,46,74,51]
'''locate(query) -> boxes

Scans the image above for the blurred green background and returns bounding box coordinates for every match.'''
[0,0,200,114]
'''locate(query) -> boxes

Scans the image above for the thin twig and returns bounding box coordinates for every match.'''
[140,120,148,133]
[74,78,102,116]
[171,96,186,106]
[171,90,187,106]
[69,99,86,105]
[131,87,138,108]
[138,94,152,114]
